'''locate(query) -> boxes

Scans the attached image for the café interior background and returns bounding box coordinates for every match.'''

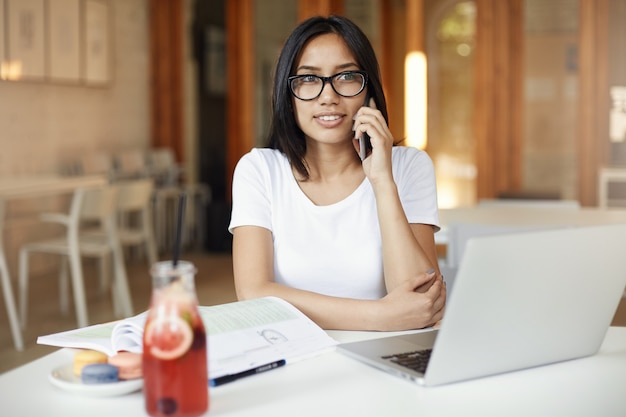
[1,0,626,370]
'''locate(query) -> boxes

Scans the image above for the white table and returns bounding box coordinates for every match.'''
[1,326,626,416]
[0,175,107,350]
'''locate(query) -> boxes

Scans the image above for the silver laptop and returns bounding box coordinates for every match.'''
[338,223,626,386]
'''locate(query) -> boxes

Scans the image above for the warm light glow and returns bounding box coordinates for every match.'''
[0,60,23,81]
[435,155,478,208]
[404,52,428,150]
[436,182,459,209]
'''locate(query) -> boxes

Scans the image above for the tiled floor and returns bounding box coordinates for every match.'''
[0,250,237,374]
[2,251,626,375]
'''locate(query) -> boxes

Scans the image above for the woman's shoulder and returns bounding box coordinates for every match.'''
[390,145,436,188]
[242,147,285,160]
[237,148,289,169]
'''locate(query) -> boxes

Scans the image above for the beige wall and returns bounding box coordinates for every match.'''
[0,0,150,176]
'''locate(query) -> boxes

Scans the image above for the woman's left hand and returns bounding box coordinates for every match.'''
[352,98,395,185]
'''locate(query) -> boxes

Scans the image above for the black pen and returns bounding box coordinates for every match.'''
[209,359,286,387]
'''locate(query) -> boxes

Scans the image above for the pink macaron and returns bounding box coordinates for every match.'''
[108,352,143,380]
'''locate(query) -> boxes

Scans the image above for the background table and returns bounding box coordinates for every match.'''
[1,326,626,416]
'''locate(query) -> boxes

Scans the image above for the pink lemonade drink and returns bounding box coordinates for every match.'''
[143,261,208,417]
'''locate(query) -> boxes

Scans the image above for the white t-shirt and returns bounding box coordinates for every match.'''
[229,146,440,300]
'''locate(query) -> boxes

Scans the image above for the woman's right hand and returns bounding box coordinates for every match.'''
[374,270,446,331]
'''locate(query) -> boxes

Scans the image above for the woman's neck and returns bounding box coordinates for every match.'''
[293,142,366,206]
[300,142,362,184]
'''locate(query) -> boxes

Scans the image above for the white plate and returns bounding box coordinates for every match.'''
[49,364,143,397]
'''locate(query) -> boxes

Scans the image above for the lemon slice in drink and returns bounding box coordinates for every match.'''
[144,315,193,360]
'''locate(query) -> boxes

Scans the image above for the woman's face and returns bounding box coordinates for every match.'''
[291,33,366,148]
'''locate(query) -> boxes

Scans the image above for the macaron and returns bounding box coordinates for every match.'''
[108,352,143,380]
[81,363,119,384]
[73,349,108,376]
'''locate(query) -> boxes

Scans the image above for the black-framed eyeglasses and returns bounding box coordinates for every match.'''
[288,70,368,101]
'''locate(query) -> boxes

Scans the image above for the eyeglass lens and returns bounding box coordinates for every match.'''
[290,72,365,100]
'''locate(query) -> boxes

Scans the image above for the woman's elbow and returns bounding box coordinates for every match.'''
[234,281,269,301]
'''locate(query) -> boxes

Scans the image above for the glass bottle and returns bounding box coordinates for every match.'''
[142,261,208,417]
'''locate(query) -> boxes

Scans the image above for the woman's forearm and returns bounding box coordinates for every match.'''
[372,179,438,291]
[236,271,444,332]
[236,280,384,330]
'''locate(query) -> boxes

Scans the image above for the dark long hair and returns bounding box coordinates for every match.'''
[267,15,389,180]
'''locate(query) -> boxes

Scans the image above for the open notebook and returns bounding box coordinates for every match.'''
[338,224,626,386]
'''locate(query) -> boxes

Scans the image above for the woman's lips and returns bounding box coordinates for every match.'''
[314,113,345,127]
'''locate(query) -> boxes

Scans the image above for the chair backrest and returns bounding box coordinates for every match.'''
[115,179,154,212]
[79,186,119,223]
[149,148,176,171]
[148,148,181,186]
[115,149,148,180]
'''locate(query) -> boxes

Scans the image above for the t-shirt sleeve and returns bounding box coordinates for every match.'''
[228,150,273,234]
[394,147,440,231]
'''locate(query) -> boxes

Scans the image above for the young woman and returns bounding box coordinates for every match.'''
[229,15,445,331]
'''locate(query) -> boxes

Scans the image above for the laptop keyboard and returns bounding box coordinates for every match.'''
[382,349,433,374]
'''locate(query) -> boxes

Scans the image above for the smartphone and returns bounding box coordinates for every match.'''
[359,93,372,161]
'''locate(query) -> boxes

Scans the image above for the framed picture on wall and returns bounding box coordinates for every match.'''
[6,0,46,80]
[48,0,81,83]
[83,0,110,85]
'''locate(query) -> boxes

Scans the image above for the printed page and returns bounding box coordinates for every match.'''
[204,297,338,378]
